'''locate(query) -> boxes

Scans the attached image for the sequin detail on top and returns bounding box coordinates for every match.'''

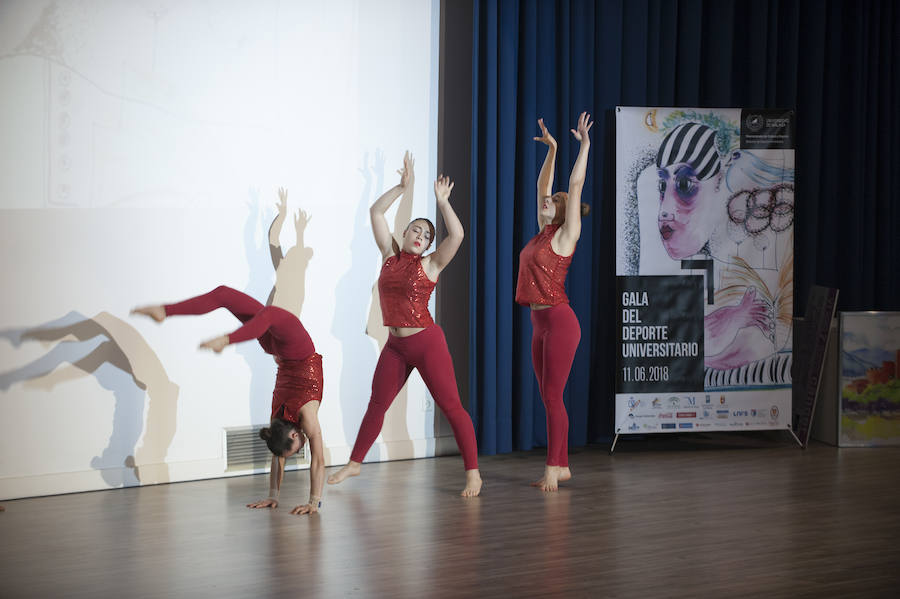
[515,224,573,306]
[378,251,437,327]
[271,353,323,426]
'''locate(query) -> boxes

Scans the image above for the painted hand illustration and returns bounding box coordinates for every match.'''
[705,286,775,368]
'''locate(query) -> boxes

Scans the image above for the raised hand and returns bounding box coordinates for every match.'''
[434,175,454,204]
[270,188,289,246]
[737,287,775,340]
[570,111,593,143]
[398,151,415,189]
[533,118,557,148]
[276,188,288,221]
[294,208,310,236]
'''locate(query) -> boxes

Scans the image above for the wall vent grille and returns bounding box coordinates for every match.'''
[225,426,307,471]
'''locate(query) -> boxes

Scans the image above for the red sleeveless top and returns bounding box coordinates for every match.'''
[515,224,573,306]
[271,352,323,426]
[378,251,436,327]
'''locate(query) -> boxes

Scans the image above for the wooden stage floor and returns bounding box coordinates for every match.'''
[2,436,899,598]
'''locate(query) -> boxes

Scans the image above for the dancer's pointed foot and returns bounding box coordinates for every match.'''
[461,469,482,497]
[199,335,229,353]
[131,305,166,323]
[327,461,361,485]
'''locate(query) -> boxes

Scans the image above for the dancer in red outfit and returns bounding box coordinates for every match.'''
[516,112,592,492]
[132,193,325,515]
[328,152,482,497]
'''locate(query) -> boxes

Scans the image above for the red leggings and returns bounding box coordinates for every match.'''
[164,286,314,359]
[350,325,478,470]
[531,303,581,467]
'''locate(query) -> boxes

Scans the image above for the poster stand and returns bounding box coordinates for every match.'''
[792,286,840,447]
[613,106,798,453]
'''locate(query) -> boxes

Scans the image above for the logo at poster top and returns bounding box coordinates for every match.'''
[652,398,662,408]
[745,113,764,132]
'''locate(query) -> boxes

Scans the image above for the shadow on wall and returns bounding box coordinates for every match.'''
[333,151,384,457]
[239,186,324,467]
[239,188,278,427]
[365,153,415,461]
[331,150,416,462]
[0,311,179,487]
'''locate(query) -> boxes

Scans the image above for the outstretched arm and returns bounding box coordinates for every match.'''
[371,151,413,259]
[198,309,275,353]
[291,404,325,515]
[423,176,463,279]
[557,112,592,251]
[534,118,558,227]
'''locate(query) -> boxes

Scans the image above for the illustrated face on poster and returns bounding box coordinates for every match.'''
[616,108,795,395]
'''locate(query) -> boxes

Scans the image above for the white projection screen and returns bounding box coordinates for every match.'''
[0,0,442,499]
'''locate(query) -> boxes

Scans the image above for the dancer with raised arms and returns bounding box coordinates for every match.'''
[328,152,482,497]
[516,113,592,492]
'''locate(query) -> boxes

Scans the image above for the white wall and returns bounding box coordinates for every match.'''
[0,0,442,499]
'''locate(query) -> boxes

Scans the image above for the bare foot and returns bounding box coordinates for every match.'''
[327,461,361,485]
[530,465,567,492]
[131,305,166,323]
[198,335,229,353]
[461,469,482,497]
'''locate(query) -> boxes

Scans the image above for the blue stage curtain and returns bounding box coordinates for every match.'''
[469,0,900,452]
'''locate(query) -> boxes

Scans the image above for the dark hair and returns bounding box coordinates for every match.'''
[409,217,436,248]
[259,418,298,456]
[550,191,591,226]
[395,218,437,254]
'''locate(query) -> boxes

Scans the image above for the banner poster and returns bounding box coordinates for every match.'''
[838,312,900,447]
[614,107,795,435]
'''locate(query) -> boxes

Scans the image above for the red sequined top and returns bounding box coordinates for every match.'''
[515,224,573,306]
[271,352,323,426]
[378,251,437,327]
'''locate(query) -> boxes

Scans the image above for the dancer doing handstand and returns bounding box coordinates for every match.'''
[133,192,325,514]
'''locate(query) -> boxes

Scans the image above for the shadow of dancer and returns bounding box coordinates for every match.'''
[364,151,415,461]
[132,189,325,515]
[332,150,384,459]
[238,188,278,426]
[0,312,179,487]
[329,155,482,496]
[239,188,315,428]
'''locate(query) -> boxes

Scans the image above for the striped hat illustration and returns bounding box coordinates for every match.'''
[655,122,721,180]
